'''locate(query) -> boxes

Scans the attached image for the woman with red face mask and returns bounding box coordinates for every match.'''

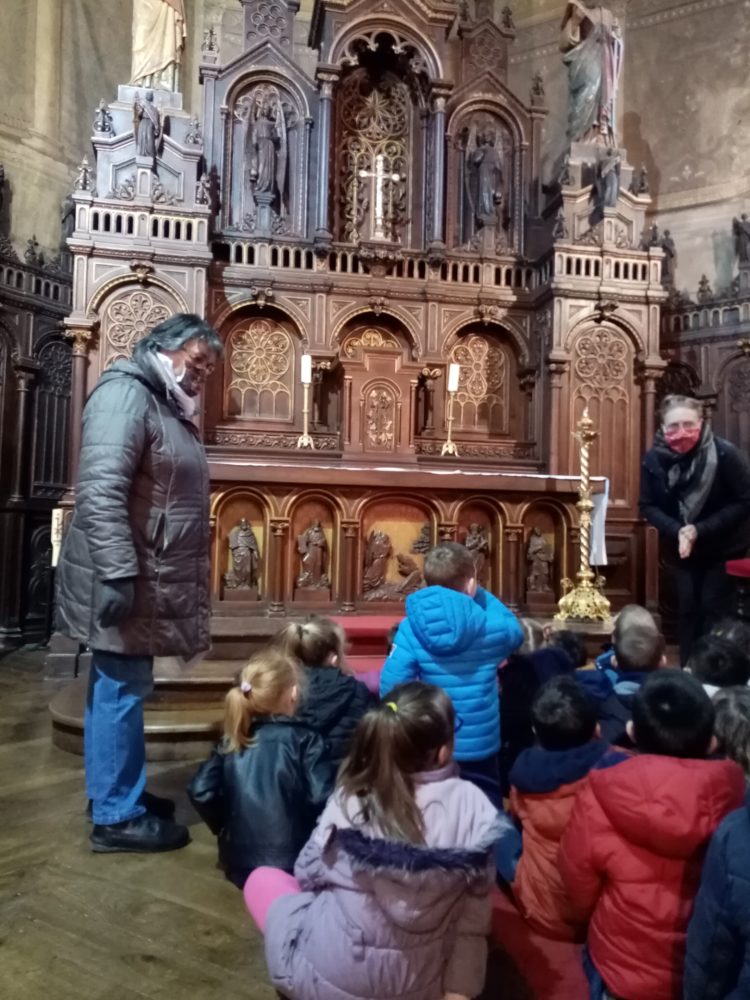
[640,395,750,664]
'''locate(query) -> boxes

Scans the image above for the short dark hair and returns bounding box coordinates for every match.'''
[531,676,598,751]
[631,670,715,758]
[550,629,588,670]
[614,625,665,672]
[133,313,224,359]
[423,542,476,591]
[711,618,750,654]
[687,636,750,689]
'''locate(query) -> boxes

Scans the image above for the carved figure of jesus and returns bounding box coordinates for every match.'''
[359,154,400,241]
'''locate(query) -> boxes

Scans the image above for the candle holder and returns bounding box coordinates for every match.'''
[297,381,315,449]
[555,408,612,624]
[441,390,459,456]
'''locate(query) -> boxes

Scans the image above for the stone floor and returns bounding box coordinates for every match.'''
[0,649,532,1000]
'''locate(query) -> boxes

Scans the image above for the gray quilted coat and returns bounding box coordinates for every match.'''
[56,353,211,656]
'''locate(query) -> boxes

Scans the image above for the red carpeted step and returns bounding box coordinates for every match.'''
[490,889,587,1000]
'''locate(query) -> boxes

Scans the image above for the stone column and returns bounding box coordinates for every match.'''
[339,521,358,613]
[268,519,289,616]
[314,69,339,248]
[428,87,450,254]
[63,327,95,493]
[504,525,522,612]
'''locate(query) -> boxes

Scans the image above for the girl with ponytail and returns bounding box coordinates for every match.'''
[245,681,505,1000]
[275,615,373,766]
[188,648,335,888]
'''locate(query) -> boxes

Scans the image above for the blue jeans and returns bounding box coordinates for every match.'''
[84,650,154,825]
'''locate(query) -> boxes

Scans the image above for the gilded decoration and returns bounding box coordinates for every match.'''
[226,318,292,419]
[449,333,507,433]
[338,69,409,243]
[343,328,400,358]
[103,290,171,364]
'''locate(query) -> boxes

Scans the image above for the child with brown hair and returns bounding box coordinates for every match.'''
[245,681,503,1000]
[188,648,335,888]
[275,615,373,766]
[380,541,523,806]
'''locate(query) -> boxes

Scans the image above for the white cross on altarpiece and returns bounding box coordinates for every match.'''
[358,154,401,241]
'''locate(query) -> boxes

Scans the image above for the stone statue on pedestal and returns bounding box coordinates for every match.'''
[661,229,676,285]
[224,518,260,590]
[133,92,161,158]
[131,0,186,92]
[560,2,623,145]
[594,148,621,209]
[526,527,554,593]
[296,520,329,589]
[733,214,750,265]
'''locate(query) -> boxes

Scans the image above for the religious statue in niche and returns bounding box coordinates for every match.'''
[296,520,330,590]
[224,518,260,594]
[464,523,490,586]
[733,214,750,265]
[133,91,161,159]
[362,529,425,602]
[459,116,509,252]
[130,0,186,92]
[235,84,294,234]
[363,530,393,593]
[526,527,554,594]
[560,2,623,145]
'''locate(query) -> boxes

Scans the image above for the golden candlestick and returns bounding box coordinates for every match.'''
[441,390,459,456]
[555,407,612,623]
[297,381,315,449]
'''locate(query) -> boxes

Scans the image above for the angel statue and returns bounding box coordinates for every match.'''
[465,124,504,232]
[246,86,288,217]
[560,1,623,145]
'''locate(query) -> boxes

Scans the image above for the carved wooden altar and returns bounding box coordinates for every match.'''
[57,0,668,642]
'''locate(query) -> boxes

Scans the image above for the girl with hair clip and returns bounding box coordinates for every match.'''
[245,681,504,1000]
[188,649,335,888]
[276,615,373,767]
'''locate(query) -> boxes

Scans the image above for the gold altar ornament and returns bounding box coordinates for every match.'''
[555,408,612,624]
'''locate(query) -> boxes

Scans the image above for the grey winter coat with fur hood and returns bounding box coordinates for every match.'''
[56,352,211,656]
[263,763,503,1000]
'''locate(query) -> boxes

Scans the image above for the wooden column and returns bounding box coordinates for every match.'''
[63,326,94,495]
[8,361,38,504]
[314,68,339,247]
[268,519,289,616]
[504,525,522,612]
[547,359,568,473]
[339,520,358,613]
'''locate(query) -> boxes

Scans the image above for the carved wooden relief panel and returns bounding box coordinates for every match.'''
[448,332,509,434]
[715,357,750,454]
[359,499,433,603]
[33,337,71,497]
[224,316,294,421]
[570,326,636,507]
[100,288,173,369]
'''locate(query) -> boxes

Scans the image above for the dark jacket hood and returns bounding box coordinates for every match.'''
[510,739,610,794]
[405,585,486,656]
[575,666,615,703]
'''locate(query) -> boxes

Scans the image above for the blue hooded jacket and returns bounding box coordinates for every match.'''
[685,790,750,1000]
[379,585,523,761]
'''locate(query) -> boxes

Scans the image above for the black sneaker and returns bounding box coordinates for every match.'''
[87,791,176,822]
[90,813,190,853]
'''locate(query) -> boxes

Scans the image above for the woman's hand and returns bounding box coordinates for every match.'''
[678,524,697,559]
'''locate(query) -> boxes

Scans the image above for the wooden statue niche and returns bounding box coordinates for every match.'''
[223,517,261,601]
[294,519,332,603]
[455,112,513,254]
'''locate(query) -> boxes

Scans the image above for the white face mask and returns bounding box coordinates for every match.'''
[155,352,196,417]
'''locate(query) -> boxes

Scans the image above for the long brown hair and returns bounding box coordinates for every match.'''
[337,682,454,844]
[274,615,346,667]
[223,648,302,753]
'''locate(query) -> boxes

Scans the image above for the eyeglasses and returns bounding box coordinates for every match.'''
[183,351,216,379]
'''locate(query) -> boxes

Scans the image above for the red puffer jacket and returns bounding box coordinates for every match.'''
[559,754,745,1000]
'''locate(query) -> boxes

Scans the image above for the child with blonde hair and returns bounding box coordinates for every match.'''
[275,615,372,766]
[188,648,334,888]
[245,680,503,1000]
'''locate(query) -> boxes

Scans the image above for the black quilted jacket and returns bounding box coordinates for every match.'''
[56,353,211,656]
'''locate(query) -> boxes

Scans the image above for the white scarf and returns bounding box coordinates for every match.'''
[155,351,197,418]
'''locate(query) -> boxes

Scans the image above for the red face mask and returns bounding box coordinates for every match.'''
[664,427,701,454]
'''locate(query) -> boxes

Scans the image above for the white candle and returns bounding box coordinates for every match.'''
[447,363,460,393]
[300,354,312,385]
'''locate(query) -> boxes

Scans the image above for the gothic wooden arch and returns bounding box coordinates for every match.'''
[563,308,646,358]
[443,316,530,368]
[211,298,308,347]
[328,17,443,85]
[87,273,188,317]
[329,306,422,360]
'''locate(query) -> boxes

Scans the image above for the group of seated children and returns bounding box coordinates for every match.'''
[187,540,750,1000]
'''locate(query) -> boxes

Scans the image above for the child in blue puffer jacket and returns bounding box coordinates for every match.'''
[380,541,523,806]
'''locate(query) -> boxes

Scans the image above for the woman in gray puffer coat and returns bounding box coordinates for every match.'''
[56,313,222,855]
[244,682,504,1000]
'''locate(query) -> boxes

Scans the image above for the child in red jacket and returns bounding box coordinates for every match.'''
[559,670,745,1000]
